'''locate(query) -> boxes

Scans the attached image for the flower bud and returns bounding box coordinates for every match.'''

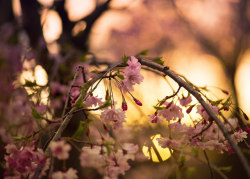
[122,101,128,111]
[133,98,142,106]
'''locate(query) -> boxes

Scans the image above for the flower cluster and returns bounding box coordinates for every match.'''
[4,143,50,178]
[100,107,126,129]
[156,117,248,154]
[50,140,72,160]
[79,143,138,179]
[122,56,144,92]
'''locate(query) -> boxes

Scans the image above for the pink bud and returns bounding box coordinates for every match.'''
[122,101,128,111]
[186,105,194,114]
[224,107,229,111]
[244,126,250,134]
[222,89,229,95]
[166,102,173,109]
[134,98,142,106]
[103,124,109,131]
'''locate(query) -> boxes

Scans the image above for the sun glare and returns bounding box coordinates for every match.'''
[142,134,171,163]
[235,49,250,118]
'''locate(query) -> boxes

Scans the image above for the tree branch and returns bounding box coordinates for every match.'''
[138,58,250,178]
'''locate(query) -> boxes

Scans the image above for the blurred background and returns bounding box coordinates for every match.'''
[0,0,250,178]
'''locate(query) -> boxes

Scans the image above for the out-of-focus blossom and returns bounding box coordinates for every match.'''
[148,113,164,123]
[197,104,219,121]
[50,140,71,160]
[231,129,248,143]
[4,144,49,178]
[100,108,126,129]
[157,137,182,149]
[83,94,104,107]
[179,96,192,106]
[80,142,138,179]
[158,102,184,121]
[52,168,78,179]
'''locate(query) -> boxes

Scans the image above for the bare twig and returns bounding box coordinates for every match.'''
[204,150,216,179]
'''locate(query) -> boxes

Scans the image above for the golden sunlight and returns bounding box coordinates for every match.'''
[65,0,95,21]
[41,9,62,43]
[142,134,171,162]
[235,49,250,117]
[35,65,48,86]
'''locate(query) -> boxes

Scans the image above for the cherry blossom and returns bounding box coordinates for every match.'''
[100,107,126,129]
[52,168,78,179]
[50,140,71,160]
[179,96,192,106]
[231,129,248,143]
[83,94,104,107]
[121,56,144,92]
[4,144,49,178]
[158,102,184,121]
[148,113,164,123]
[197,104,219,122]
[157,137,182,149]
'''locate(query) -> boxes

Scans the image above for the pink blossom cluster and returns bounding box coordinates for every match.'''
[79,143,138,179]
[156,118,248,154]
[4,143,50,178]
[100,107,126,129]
[52,168,78,179]
[121,56,144,93]
[50,140,72,160]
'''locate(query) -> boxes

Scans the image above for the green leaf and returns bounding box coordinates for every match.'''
[211,99,223,106]
[105,144,111,156]
[79,54,87,62]
[13,136,25,141]
[122,54,127,65]
[220,97,231,110]
[220,166,232,173]
[31,107,43,119]
[179,156,185,165]
[99,96,112,109]
[117,74,124,80]
[138,50,149,56]
[72,121,88,140]
[187,167,196,178]
[153,105,165,110]
[152,57,164,65]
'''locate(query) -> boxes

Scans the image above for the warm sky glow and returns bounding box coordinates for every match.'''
[41,10,62,43]
[142,134,171,162]
[65,0,96,21]
[235,49,250,117]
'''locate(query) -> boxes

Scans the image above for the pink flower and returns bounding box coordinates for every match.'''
[83,94,104,107]
[4,144,49,178]
[121,56,144,93]
[100,108,126,129]
[70,87,80,104]
[157,137,182,149]
[52,168,78,179]
[179,96,192,106]
[79,146,106,173]
[158,102,184,121]
[231,129,247,143]
[126,56,141,71]
[50,140,71,160]
[148,114,164,123]
[123,70,144,90]
[197,104,219,121]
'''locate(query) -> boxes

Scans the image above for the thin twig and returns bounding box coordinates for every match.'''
[61,66,81,117]
[204,150,216,179]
